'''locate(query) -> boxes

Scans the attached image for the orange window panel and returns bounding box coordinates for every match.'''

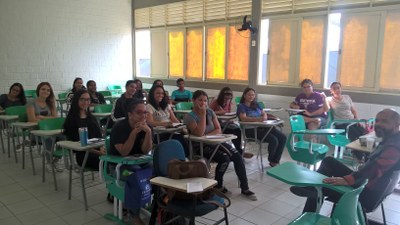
[169,31,184,77]
[186,29,203,79]
[227,26,249,81]
[268,20,292,83]
[299,17,325,85]
[206,27,226,79]
[339,17,368,87]
[380,12,400,90]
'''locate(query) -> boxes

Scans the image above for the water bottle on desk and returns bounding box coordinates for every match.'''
[79,127,88,146]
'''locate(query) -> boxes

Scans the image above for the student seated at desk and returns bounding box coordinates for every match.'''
[66,77,86,106]
[133,79,147,100]
[63,90,106,170]
[184,90,257,201]
[111,80,138,121]
[27,82,61,171]
[237,87,286,167]
[289,79,328,130]
[110,99,152,225]
[0,83,27,110]
[171,78,192,104]
[152,79,170,103]
[146,85,189,154]
[291,109,400,214]
[86,80,106,106]
[327,82,367,141]
[209,87,249,158]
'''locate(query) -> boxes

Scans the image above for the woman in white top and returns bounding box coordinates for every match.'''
[146,85,189,154]
[327,82,365,141]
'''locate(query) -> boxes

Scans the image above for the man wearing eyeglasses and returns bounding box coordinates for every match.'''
[289,79,329,130]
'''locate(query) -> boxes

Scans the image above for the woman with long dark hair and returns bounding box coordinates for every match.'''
[66,77,85,105]
[146,85,188,153]
[63,89,105,170]
[0,83,27,110]
[111,80,137,121]
[209,87,249,157]
[184,90,257,201]
[237,87,286,167]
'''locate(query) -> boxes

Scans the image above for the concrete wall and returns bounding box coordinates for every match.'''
[0,0,133,94]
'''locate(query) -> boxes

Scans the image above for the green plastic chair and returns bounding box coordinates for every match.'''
[94,104,113,113]
[107,85,123,97]
[175,102,193,121]
[5,105,27,122]
[24,90,37,99]
[99,136,152,224]
[257,101,266,109]
[235,96,241,105]
[99,90,112,98]
[286,115,329,167]
[36,117,66,191]
[288,180,367,225]
[94,104,113,134]
[326,110,375,159]
[175,102,193,110]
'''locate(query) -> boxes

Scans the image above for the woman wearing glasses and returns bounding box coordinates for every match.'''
[63,89,106,170]
[289,79,329,130]
[110,99,152,225]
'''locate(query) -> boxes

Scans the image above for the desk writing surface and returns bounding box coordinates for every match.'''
[239,120,284,127]
[293,129,345,135]
[267,162,351,194]
[12,122,38,129]
[150,177,217,193]
[184,134,237,144]
[92,112,111,117]
[30,129,63,136]
[346,139,373,153]
[286,108,305,113]
[0,115,19,121]
[56,140,104,151]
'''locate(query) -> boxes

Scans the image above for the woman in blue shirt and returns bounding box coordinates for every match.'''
[237,87,286,167]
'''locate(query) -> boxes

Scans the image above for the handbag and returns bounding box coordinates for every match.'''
[167,158,211,200]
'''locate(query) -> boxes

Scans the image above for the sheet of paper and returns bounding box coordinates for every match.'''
[187,182,203,193]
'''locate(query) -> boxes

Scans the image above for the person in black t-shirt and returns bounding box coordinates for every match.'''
[63,89,105,170]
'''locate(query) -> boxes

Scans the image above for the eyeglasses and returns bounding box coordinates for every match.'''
[79,98,91,103]
[302,85,312,89]
[134,110,148,116]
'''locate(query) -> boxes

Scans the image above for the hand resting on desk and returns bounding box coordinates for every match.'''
[323,177,349,186]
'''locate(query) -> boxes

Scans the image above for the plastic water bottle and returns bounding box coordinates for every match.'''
[79,127,88,146]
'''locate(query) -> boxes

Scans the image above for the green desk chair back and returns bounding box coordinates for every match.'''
[24,90,37,99]
[175,102,193,110]
[5,105,27,122]
[326,110,375,159]
[99,90,112,98]
[235,96,241,105]
[38,117,65,130]
[289,180,367,225]
[38,117,66,158]
[94,104,113,113]
[257,102,266,109]
[57,92,68,99]
[107,85,123,96]
[286,115,329,166]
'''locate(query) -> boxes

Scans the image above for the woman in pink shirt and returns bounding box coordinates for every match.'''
[209,87,251,158]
